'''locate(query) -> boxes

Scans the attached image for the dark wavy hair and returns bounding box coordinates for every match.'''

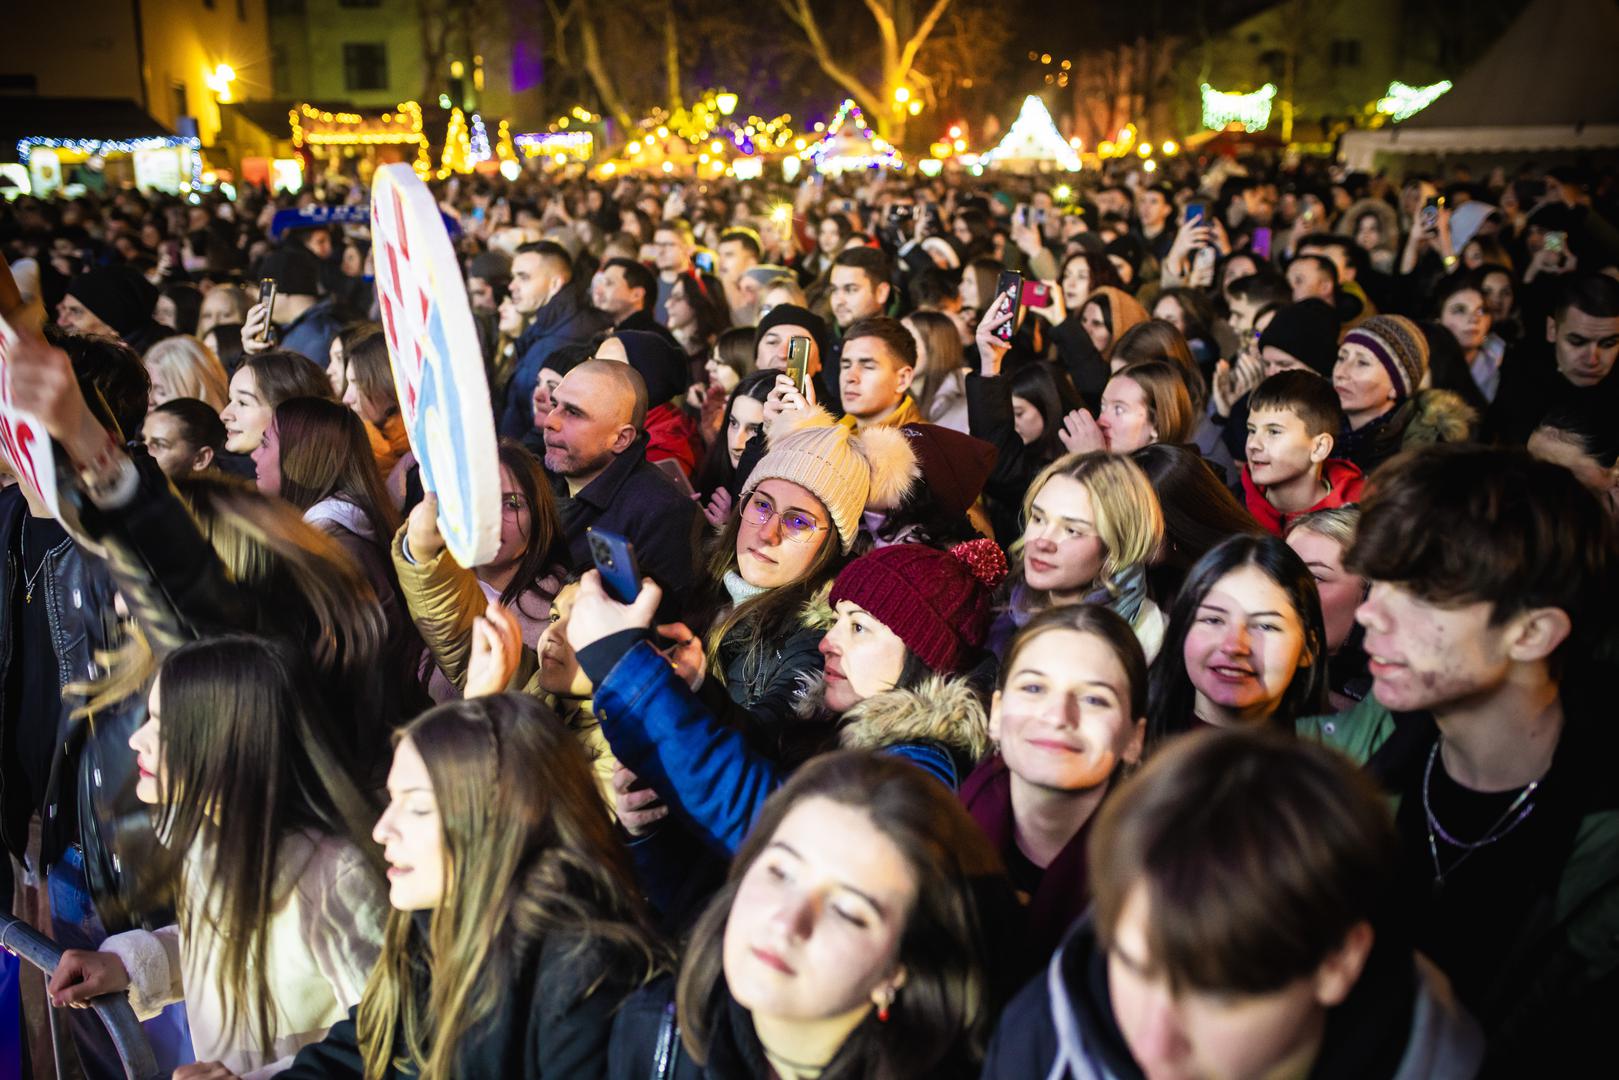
[676,751,1020,1079]
[1146,534,1328,747]
[1131,443,1263,605]
[495,440,569,615]
[694,369,777,500]
[1009,361,1078,464]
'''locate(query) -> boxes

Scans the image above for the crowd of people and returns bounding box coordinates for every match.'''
[2,149,1617,1080]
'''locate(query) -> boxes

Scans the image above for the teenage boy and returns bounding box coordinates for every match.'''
[837,316,921,431]
[983,728,1483,1080]
[1300,445,1619,1075]
[1242,371,1363,535]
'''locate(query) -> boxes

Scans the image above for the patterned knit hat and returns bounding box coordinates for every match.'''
[746,408,916,553]
[1342,315,1429,403]
[829,539,1008,673]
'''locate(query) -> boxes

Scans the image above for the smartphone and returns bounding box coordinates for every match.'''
[1251,226,1273,259]
[1542,230,1567,254]
[1420,195,1445,232]
[470,206,486,222]
[654,458,696,498]
[694,250,715,274]
[588,528,641,604]
[994,270,1023,343]
[1020,280,1054,308]
[1014,203,1030,228]
[1183,203,1206,227]
[256,278,277,344]
[786,336,812,395]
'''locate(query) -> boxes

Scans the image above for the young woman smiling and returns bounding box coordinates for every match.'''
[1146,534,1329,748]
[279,693,667,1079]
[608,752,1021,1080]
[991,452,1168,662]
[962,605,1149,965]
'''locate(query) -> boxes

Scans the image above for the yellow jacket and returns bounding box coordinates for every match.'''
[837,393,924,431]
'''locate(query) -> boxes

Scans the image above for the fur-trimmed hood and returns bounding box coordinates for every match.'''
[794,669,991,762]
[1401,388,1478,447]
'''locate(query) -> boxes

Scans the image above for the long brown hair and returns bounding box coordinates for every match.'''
[153,635,381,1057]
[676,751,1018,1079]
[242,350,333,405]
[496,441,568,615]
[1112,360,1195,446]
[274,396,400,540]
[357,694,666,1080]
[902,309,964,420]
[345,326,400,421]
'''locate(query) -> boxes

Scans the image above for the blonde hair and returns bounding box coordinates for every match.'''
[1012,452,1164,611]
[144,335,230,410]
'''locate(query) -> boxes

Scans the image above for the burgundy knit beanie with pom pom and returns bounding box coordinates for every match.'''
[829,538,1007,674]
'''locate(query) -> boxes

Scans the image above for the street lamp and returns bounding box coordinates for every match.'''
[715,91,738,116]
[205,63,236,103]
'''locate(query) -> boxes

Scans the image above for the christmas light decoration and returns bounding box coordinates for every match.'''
[983,95,1081,171]
[469,113,491,163]
[799,99,901,174]
[1200,83,1276,132]
[17,135,203,189]
[289,101,431,177]
[1376,80,1453,122]
[495,120,517,163]
[512,131,593,163]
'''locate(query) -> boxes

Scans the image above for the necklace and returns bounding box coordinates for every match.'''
[1422,740,1541,893]
[20,530,47,604]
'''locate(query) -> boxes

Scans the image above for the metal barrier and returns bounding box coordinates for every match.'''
[0,912,162,1080]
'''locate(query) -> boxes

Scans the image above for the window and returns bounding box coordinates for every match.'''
[1258,49,1286,82]
[343,43,388,91]
[1329,39,1362,67]
[171,81,189,121]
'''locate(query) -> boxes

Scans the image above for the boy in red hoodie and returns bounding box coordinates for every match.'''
[1242,371,1364,535]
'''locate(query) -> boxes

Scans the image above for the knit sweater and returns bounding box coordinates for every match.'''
[101,830,387,1077]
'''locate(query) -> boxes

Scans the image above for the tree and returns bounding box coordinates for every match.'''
[777,0,955,141]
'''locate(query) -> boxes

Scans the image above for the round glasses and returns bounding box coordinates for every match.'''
[743,494,827,545]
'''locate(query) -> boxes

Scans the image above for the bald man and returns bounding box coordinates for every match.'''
[542,359,697,609]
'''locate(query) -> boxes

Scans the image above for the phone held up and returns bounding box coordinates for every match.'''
[994,270,1024,343]
[588,528,642,604]
[785,336,812,396]
[256,278,278,344]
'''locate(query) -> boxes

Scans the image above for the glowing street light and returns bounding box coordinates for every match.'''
[907,100,922,116]
[205,63,236,103]
[893,86,911,105]
[715,91,739,116]
[1161,140,1179,156]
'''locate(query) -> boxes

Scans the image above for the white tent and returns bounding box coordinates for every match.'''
[1340,0,1619,169]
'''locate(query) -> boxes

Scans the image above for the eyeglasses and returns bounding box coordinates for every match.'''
[743,494,826,544]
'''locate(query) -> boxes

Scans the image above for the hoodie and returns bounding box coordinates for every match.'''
[1240,457,1365,537]
[982,918,1484,1080]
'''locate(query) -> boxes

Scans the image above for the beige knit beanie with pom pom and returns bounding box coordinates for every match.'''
[744,407,918,552]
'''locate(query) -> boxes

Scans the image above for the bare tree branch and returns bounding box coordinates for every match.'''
[895,0,953,78]
[776,0,882,111]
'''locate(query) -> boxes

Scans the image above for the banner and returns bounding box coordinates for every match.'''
[0,314,61,518]
[370,164,500,567]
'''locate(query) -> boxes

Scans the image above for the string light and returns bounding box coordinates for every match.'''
[289,101,431,177]
[438,108,472,177]
[1376,80,1453,122]
[1200,83,1277,132]
[469,113,491,163]
[513,131,593,164]
[18,135,204,188]
[983,95,1081,171]
[799,99,901,173]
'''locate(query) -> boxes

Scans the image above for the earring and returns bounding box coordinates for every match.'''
[877,989,894,1023]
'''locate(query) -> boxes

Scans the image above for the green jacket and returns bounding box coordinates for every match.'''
[1299,697,1619,1061]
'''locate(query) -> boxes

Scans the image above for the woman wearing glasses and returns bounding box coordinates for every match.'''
[682,411,916,747]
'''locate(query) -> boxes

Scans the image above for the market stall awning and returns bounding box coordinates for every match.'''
[3,97,172,161]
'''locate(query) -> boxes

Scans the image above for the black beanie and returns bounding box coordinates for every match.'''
[753,303,830,366]
[257,246,323,297]
[614,329,689,404]
[65,267,159,337]
[1258,298,1341,377]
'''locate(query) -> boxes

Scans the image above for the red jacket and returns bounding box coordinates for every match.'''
[643,401,700,478]
[1241,457,1364,536]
